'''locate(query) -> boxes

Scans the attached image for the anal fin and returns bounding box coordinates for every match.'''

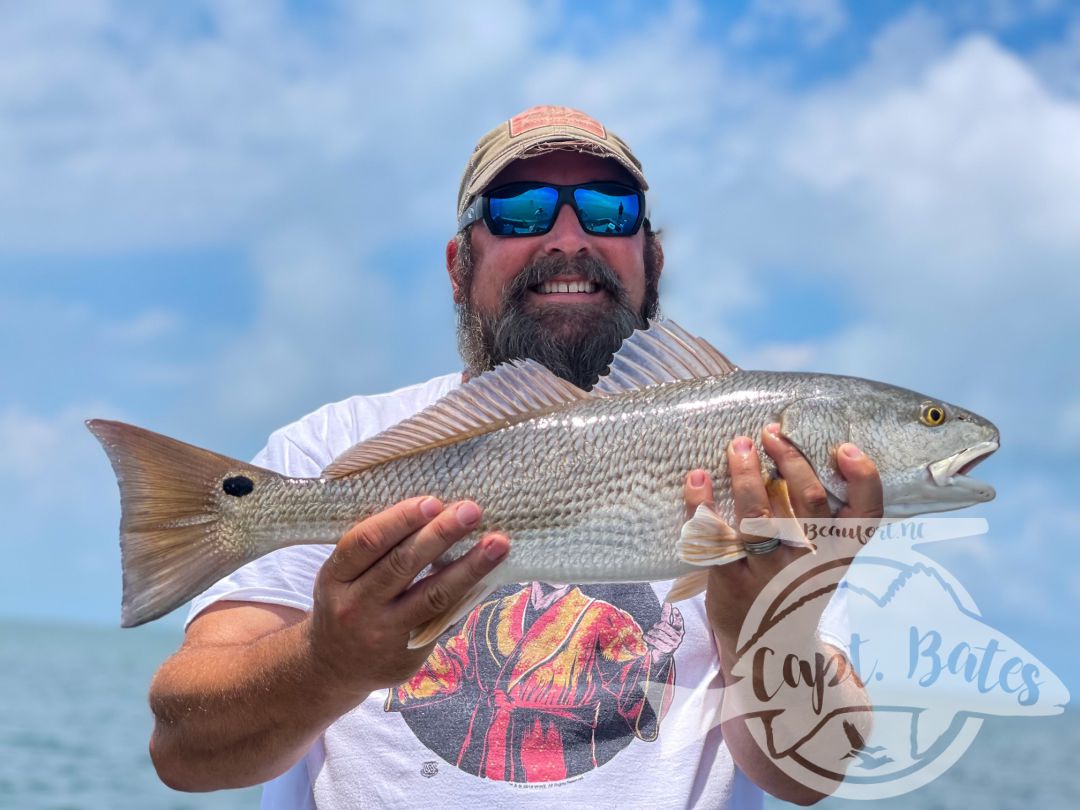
[407,571,501,649]
[667,570,710,602]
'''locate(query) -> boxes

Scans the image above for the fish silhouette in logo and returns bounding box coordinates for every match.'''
[841,557,1069,760]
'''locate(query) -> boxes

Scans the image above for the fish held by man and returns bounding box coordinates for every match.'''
[87,320,999,646]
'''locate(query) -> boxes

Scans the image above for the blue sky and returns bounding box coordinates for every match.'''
[3,0,1078,698]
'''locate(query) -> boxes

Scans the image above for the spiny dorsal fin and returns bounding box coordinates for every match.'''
[322,359,595,478]
[593,319,739,395]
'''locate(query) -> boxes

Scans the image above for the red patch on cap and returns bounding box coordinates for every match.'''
[508,106,606,139]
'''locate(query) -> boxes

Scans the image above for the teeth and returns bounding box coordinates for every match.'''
[537,281,598,294]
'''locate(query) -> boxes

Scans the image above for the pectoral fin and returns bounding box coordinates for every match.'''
[766,478,796,519]
[677,503,743,566]
[737,479,815,550]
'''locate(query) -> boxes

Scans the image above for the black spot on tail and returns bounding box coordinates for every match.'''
[223,475,255,497]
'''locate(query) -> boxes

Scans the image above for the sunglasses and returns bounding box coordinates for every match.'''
[458,181,647,237]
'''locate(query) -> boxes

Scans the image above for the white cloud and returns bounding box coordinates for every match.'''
[599,11,1080,460]
[0,401,129,618]
[730,0,848,49]
[0,0,544,252]
[0,402,122,538]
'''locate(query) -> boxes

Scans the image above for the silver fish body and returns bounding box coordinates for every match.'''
[87,322,999,638]
[231,372,995,582]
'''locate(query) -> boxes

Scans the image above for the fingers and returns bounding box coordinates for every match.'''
[761,423,832,520]
[669,605,684,632]
[645,623,681,652]
[328,497,443,583]
[363,501,485,599]
[727,436,772,527]
[727,436,794,575]
[397,534,510,628]
[836,443,884,520]
[684,469,714,520]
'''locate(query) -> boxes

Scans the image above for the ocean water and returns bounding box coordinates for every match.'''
[1,619,259,810]
[765,715,1080,810]
[3,617,1076,809]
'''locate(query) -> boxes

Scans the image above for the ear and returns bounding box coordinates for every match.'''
[446,237,463,303]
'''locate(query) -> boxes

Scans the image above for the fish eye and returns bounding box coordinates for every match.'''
[920,403,947,427]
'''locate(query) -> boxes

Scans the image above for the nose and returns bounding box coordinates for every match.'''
[542,202,589,256]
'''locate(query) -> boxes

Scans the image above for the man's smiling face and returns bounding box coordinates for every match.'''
[463,149,649,324]
[448,149,661,388]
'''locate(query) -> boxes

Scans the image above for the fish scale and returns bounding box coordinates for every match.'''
[87,321,998,643]
[224,374,924,580]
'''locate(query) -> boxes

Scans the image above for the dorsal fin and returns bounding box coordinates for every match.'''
[322,360,595,478]
[593,319,739,395]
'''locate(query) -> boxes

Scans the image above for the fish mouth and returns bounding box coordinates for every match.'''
[884,439,999,518]
[927,441,999,491]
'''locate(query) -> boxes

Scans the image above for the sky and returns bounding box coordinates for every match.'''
[2,0,1078,701]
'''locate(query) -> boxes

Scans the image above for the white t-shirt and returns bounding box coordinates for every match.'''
[188,373,848,810]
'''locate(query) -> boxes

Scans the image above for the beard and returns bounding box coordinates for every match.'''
[455,241,661,390]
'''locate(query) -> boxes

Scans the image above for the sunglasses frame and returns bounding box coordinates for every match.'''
[458,181,648,237]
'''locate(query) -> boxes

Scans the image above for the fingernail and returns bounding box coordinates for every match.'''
[732,436,753,456]
[690,470,706,488]
[764,423,781,438]
[841,443,863,460]
[420,497,442,519]
[457,502,481,528]
[483,536,508,562]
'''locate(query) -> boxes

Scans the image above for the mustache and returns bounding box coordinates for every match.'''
[502,254,628,307]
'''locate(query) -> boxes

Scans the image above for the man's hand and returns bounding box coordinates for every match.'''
[148,496,508,792]
[310,496,509,696]
[644,603,684,658]
[684,423,883,656]
[683,423,882,804]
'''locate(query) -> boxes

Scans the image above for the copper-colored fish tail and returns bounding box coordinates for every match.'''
[86,419,273,627]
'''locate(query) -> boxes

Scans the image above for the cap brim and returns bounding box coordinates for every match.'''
[464,134,648,205]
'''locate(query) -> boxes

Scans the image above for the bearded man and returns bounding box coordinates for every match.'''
[147,106,881,809]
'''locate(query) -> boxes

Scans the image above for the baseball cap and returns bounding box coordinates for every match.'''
[457,105,648,221]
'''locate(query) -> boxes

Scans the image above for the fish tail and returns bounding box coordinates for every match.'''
[87,419,276,628]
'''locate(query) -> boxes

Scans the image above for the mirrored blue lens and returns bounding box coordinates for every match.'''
[574,185,641,235]
[486,186,559,235]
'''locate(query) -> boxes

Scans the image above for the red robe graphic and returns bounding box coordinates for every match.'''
[386,583,682,783]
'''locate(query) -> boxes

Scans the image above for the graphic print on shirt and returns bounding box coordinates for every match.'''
[385,582,685,784]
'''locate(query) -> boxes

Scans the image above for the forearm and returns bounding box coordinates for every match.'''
[149,617,366,791]
[716,636,871,806]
